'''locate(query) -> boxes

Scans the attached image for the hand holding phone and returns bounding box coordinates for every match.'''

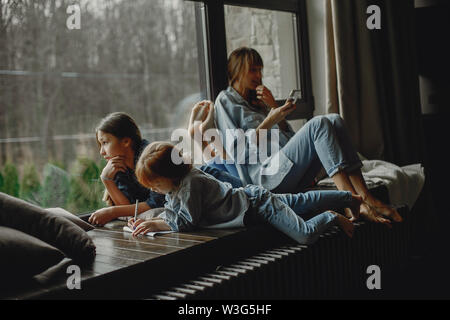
[287,89,301,104]
[265,101,297,127]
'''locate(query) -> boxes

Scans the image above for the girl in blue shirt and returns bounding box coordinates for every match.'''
[88,112,242,226]
[128,141,359,245]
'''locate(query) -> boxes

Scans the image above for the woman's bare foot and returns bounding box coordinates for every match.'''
[363,196,403,223]
[330,211,354,238]
[359,202,393,228]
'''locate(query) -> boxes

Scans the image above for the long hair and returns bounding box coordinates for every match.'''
[135,142,192,189]
[227,47,264,87]
[95,112,142,205]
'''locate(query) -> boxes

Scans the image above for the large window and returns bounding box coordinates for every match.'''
[0,0,312,214]
[198,0,313,118]
[224,5,300,99]
[0,0,204,213]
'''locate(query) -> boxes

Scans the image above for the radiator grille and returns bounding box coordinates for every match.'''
[151,206,412,299]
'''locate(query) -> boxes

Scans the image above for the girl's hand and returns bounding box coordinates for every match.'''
[265,100,296,127]
[131,220,154,236]
[127,218,144,229]
[101,155,127,180]
[88,207,115,226]
[256,85,277,108]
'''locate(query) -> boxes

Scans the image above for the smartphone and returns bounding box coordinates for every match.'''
[287,89,301,104]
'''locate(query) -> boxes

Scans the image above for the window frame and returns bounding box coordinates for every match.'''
[192,0,314,120]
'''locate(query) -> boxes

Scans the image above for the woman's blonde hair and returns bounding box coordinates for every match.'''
[135,141,192,188]
[227,47,264,86]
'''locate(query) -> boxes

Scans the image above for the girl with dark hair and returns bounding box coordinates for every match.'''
[88,112,243,226]
[88,112,166,225]
[129,141,359,246]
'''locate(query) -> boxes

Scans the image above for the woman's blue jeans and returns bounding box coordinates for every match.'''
[243,184,353,245]
[272,114,363,193]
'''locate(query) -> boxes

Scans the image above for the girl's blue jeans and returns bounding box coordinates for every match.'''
[243,184,353,245]
[273,114,363,193]
[199,164,243,188]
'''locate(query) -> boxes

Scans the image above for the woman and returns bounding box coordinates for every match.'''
[88,111,243,226]
[213,47,402,226]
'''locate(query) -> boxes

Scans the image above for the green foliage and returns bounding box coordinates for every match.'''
[0,159,107,214]
[48,160,66,171]
[99,158,107,173]
[0,171,4,192]
[2,162,20,197]
[20,163,41,202]
[80,158,100,183]
[39,163,70,208]
[67,158,105,213]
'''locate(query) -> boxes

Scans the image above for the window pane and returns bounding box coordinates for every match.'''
[224,5,300,99]
[0,0,203,213]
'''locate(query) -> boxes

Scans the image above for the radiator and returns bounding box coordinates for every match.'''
[151,206,412,299]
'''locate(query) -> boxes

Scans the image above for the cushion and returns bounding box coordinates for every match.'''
[46,207,94,231]
[0,226,64,278]
[0,192,96,262]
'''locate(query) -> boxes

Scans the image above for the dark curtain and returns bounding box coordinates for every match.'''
[326,0,425,166]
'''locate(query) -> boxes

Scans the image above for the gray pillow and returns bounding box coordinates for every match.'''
[0,192,96,262]
[0,226,64,278]
[46,207,94,231]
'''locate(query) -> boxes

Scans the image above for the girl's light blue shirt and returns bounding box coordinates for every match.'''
[159,168,250,232]
[214,86,296,190]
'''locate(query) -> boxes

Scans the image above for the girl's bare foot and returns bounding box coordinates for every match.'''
[344,194,363,221]
[330,211,354,238]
